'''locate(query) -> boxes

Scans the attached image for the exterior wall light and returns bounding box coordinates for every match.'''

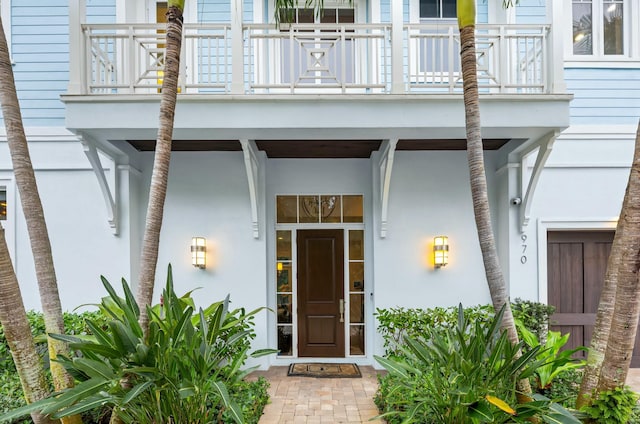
[434,236,449,268]
[191,237,206,269]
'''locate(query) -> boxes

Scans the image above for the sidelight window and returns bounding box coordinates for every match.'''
[0,188,6,221]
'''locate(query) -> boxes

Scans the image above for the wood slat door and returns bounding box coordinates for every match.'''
[297,229,345,357]
[548,231,640,366]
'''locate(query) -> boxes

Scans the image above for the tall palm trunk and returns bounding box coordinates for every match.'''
[593,121,640,392]
[576,223,623,406]
[0,227,58,424]
[0,17,81,424]
[457,0,531,398]
[136,1,185,334]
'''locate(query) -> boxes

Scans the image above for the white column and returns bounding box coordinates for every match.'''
[231,0,245,94]
[548,0,566,93]
[390,0,404,93]
[68,0,87,94]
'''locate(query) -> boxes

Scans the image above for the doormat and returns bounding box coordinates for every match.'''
[287,363,361,378]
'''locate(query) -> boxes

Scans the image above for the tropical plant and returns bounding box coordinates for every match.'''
[581,386,638,424]
[375,304,494,358]
[516,323,586,393]
[0,266,275,424]
[511,299,555,344]
[137,0,186,334]
[374,305,580,423]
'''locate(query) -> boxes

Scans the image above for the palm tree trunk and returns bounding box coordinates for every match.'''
[136,2,184,335]
[595,121,640,392]
[457,3,531,399]
[0,227,58,424]
[0,16,81,424]
[576,225,622,407]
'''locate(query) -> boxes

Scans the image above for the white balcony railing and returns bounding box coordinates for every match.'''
[81,23,551,95]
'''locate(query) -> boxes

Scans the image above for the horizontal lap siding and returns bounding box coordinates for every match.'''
[10,1,67,126]
[566,68,640,125]
[6,1,114,127]
[516,0,545,24]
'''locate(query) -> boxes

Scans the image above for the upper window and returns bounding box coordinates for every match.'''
[420,0,456,19]
[572,0,626,57]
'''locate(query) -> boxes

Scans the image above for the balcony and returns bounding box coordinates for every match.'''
[78,23,554,95]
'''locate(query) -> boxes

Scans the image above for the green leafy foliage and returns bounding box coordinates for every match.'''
[374,305,581,424]
[516,322,586,392]
[511,298,555,344]
[581,387,639,424]
[375,304,494,358]
[0,265,275,424]
[0,310,110,423]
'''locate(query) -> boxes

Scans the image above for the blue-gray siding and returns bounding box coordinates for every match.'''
[515,0,545,24]
[565,67,640,126]
[6,0,114,127]
[10,0,68,126]
[198,0,253,23]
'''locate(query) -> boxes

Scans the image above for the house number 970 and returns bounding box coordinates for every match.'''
[520,234,527,264]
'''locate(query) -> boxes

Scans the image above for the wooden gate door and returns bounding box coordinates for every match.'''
[548,231,640,366]
[297,229,345,357]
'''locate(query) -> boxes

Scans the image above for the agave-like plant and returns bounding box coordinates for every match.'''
[375,305,582,423]
[0,265,275,423]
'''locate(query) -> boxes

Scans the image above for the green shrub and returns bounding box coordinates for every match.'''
[375,304,494,358]
[511,298,555,344]
[375,305,580,423]
[0,266,274,424]
[581,386,638,424]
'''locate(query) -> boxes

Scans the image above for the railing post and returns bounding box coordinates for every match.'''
[68,0,87,94]
[390,0,404,93]
[547,0,566,93]
[231,0,245,94]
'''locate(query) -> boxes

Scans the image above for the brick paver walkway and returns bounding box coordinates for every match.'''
[249,366,384,424]
[248,366,640,424]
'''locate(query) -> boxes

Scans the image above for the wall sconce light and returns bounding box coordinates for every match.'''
[191,237,206,269]
[277,262,283,274]
[434,236,449,268]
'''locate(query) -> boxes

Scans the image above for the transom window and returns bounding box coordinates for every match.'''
[572,0,627,57]
[420,0,456,19]
[276,194,363,224]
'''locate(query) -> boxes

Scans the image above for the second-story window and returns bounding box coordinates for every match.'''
[573,0,626,56]
[420,0,456,19]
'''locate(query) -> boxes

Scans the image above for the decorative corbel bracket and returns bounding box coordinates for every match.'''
[79,134,119,235]
[509,131,558,233]
[379,139,399,238]
[240,139,261,239]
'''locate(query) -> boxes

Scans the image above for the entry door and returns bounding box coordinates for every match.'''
[297,229,345,357]
[548,231,640,366]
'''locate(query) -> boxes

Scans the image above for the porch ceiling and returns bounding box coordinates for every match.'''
[126,138,511,157]
[63,94,572,161]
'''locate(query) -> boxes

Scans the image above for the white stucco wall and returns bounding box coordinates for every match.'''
[138,151,270,367]
[508,125,636,303]
[0,129,133,312]
[371,150,497,314]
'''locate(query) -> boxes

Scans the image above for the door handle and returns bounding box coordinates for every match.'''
[339,299,345,323]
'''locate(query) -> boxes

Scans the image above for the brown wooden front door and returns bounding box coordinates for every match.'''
[297,229,345,357]
[548,230,640,367]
